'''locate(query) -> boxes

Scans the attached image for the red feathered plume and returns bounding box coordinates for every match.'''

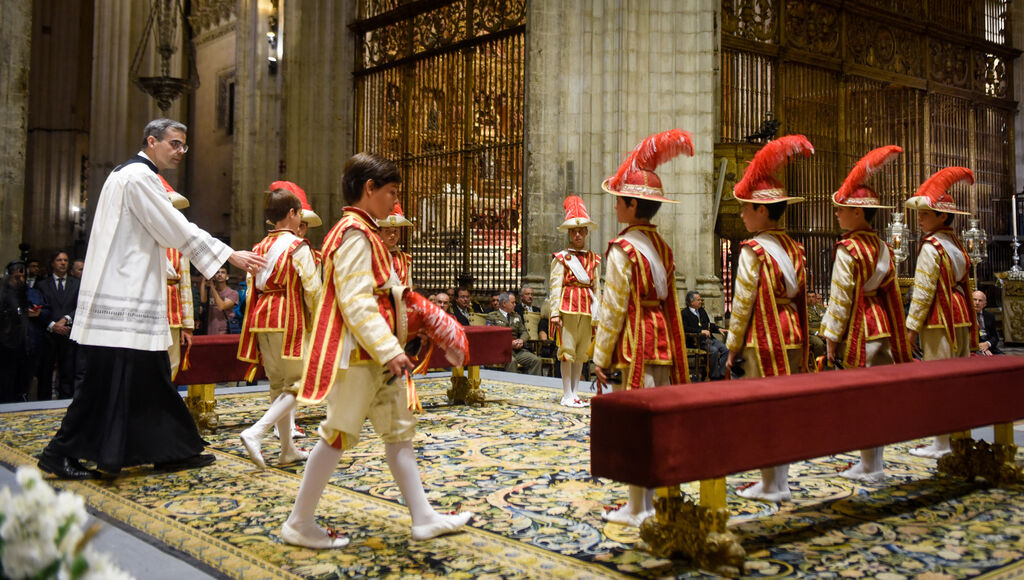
[607,129,695,190]
[836,145,902,202]
[734,135,815,197]
[563,195,589,219]
[915,166,975,202]
[391,202,406,217]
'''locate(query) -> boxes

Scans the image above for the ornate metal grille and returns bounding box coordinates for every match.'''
[354,1,526,296]
[718,0,1015,299]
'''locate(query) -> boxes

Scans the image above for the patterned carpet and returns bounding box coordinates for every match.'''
[0,377,1022,579]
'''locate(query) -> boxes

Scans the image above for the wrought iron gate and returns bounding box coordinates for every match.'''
[718,0,1015,295]
[353,0,526,295]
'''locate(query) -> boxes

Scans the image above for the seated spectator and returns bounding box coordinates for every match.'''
[201,266,238,335]
[435,292,451,313]
[680,291,728,380]
[973,290,1001,355]
[486,292,541,375]
[487,294,500,313]
[451,287,474,325]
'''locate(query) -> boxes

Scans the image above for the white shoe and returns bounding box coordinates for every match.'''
[736,482,791,503]
[602,506,653,527]
[909,445,951,459]
[274,425,306,439]
[411,512,472,541]
[570,397,588,408]
[560,395,577,407]
[281,522,349,549]
[278,447,309,467]
[840,463,886,484]
[240,428,266,470]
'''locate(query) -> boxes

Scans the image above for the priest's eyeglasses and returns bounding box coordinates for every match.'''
[167,139,189,153]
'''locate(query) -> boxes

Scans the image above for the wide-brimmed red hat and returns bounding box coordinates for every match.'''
[269,180,322,227]
[558,195,596,231]
[601,129,695,204]
[159,175,189,210]
[733,135,814,204]
[832,145,901,209]
[905,167,973,215]
[378,202,413,227]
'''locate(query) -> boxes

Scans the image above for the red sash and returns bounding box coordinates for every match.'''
[300,208,395,403]
[553,250,601,315]
[606,224,688,389]
[836,230,913,366]
[741,230,808,376]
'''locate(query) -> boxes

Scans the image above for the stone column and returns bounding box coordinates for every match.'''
[0,0,32,265]
[279,0,355,248]
[232,0,284,250]
[524,0,718,309]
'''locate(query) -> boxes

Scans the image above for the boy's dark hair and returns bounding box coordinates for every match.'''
[623,197,662,220]
[264,188,302,224]
[765,201,788,222]
[941,211,955,226]
[341,152,402,205]
[861,207,878,223]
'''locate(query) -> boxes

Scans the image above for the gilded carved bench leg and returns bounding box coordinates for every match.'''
[185,383,218,434]
[938,424,1022,485]
[640,477,745,577]
[446,366,486,405]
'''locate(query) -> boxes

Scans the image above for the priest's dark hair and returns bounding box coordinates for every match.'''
[141,118,188,149]
[341,152,402,205]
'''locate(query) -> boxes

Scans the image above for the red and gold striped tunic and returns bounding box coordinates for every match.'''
[237,230,319,364]
[726,229,808,377]
[165,248,193,329]
[906,228,978,351]
[300,207,403,403]
[549,250,601,315]
[593,224,688,389]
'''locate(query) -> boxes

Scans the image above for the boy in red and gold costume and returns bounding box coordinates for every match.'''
[820,146,914,483]
[905,167,978,459]
[282,153,471,549]
[237,181,323,469]
[159,176,195,382]
[548,195,601,408]
[593,129,693,527]
[726,135,814,503]
[379,202,414,287]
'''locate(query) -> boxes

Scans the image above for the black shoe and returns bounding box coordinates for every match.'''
[38,452,100,480]
[154,453,215,472]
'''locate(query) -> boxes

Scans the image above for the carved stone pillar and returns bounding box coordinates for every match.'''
[0,0,32,264]
[279,0,356,248]
[524,0,718,310]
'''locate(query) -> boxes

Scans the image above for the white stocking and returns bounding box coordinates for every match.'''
[861,446,884,474]
[570,362,584,396]
[286,440,344,533]
[247,393,296,440]
[385,441,437,526]
[560,361,574,398]
[764,464,790,493]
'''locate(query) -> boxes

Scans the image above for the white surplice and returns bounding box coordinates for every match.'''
[71,152,233,351]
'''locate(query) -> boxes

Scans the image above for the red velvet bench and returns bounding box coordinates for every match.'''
[175,327,513,431]
[591,356,1024,575]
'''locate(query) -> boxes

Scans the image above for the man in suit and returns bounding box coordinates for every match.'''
[486,292,541,375]
[973,290,1001,355]
[681,291,728,380]
[36,251,79,399]
[451,287,473,326]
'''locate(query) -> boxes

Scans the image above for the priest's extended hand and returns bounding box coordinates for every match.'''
[228,251,267,274]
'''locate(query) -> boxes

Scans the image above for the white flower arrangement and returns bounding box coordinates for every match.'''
[0,466,133,579]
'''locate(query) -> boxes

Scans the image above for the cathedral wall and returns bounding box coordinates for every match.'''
[524,0,720,315]
[0,0,32,266]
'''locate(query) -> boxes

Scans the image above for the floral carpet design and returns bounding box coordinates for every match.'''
[0,377,1022,579]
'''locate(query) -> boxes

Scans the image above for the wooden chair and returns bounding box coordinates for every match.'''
[685,332,709,382]
[523,311,556,376]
